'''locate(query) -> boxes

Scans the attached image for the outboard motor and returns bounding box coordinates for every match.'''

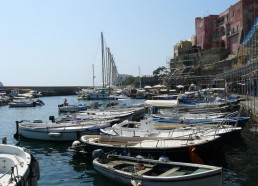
[49,116,55,123]
[92,149,105,160]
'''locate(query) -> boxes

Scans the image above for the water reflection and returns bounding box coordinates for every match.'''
[69,153,116,186]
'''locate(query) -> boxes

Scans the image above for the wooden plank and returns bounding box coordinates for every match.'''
[158,167,180,177]
[136,167,152,175]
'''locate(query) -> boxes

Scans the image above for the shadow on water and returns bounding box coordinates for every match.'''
[220,125,258,186]
[15,138,72,155]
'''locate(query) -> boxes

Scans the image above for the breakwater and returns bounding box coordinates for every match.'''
[4,86,92,96]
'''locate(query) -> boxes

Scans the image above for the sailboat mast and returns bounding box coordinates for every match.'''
[92,64,95,90]
[101,32,105,88]
[139,66,141,89]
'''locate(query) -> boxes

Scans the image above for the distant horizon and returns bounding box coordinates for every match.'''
[0,0,239,86]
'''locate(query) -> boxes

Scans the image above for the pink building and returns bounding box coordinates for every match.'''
[195,0,258,54]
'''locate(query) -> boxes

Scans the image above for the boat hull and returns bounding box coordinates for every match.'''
[17,122,111,141]
[81,135,222,162]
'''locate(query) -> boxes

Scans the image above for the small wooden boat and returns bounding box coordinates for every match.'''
[92,149,222,186]
[0,144,40,186]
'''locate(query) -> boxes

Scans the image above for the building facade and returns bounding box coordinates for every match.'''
[195,0,258,54]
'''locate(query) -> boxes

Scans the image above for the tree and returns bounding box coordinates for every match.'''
[123,76,138,86]
[153,66,168,76]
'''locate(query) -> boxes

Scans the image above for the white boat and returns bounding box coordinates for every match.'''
[73,111,135,123]
[9,98,36,108]
[108,94,129,100]
[92,150,222,186]
[100,119,242,138]
[58,104,88,113]
[0,144,40,186]
[14,118,118,141]
[58,98,87,113]
[151,111,228,120]
[8,98,44,108]
[87,91,110,100]
[74,133,221,162]
[77,106,146,122]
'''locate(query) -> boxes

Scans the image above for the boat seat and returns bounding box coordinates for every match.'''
[170,171,186,176]
[192,168,207,174]
[136,167,152,175]
[158,167,180,177]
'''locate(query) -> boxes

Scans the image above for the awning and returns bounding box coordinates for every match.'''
[144,85,152,89]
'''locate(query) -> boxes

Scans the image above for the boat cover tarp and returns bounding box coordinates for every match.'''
[144,100,178,107]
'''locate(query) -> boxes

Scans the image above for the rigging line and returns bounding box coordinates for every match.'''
[92,36,101,65]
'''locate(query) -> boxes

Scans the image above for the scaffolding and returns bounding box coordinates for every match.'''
[215,18,258,114]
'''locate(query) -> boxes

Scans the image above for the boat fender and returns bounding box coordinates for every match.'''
[28,154,40,186]
[72,140,81,149]
[48,132,62,138]
[189,146,204,164]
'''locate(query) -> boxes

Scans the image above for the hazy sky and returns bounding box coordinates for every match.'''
[0,0,239,86]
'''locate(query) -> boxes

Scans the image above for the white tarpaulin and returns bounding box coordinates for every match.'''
[144,100,178,107]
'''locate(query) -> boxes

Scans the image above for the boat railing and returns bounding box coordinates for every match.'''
[0,164,20,182]
[219,111,239,127]
[154,132,201,147]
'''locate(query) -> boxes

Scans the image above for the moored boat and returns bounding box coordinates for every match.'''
[73,133,221,162]
[0,144,40,186]
[100,119,242,139]
[14,118,118,141]
[9,98,44,108]
[92,149,222,186]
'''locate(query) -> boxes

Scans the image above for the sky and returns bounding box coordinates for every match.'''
[0,0,240,86]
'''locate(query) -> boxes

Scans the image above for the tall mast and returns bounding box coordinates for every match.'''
[139,66,141,89]
[101,32,105,88]
[92,64,95,90]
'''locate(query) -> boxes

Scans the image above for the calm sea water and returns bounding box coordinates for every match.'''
[0,95,258,186]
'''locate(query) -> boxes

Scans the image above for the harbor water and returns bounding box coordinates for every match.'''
[0,96,258,186]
